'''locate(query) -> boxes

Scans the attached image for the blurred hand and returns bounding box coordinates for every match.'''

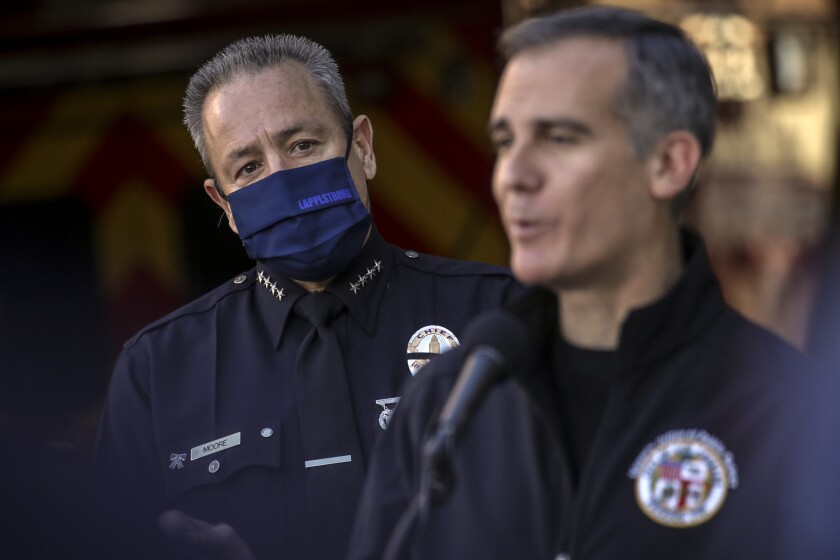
[158,510,256,560]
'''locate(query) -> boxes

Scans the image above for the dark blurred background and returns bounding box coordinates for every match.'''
[0,0,838,474]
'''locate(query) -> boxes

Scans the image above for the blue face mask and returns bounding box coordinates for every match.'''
[226,156,371,282]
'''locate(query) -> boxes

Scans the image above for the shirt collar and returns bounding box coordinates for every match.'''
[326,226,392,335]
[253,226,393,348]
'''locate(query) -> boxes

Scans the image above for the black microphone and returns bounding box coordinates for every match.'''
[420,309,533,505]
[382,309,533,560]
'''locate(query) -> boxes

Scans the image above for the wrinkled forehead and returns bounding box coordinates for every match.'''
[207,60,352,146]
[210,63,322,110]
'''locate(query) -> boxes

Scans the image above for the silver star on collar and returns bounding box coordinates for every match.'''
[348,259,383,294]
[258,272,284,302]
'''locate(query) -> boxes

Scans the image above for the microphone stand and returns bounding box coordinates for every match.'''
[382,345,507,559]
[382,421,457,560]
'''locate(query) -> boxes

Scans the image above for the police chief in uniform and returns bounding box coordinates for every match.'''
[348,7,811,560]
[93,35,521,560]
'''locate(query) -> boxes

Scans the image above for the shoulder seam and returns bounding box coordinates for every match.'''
[394,250,515,279]
[123,272,254,350]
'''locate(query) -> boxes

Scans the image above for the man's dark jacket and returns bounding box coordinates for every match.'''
[349,233,812,560]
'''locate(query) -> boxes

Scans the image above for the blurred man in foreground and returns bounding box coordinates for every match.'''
[348,7,809,559]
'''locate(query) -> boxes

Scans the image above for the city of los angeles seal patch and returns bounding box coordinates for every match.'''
[628,429,738,528]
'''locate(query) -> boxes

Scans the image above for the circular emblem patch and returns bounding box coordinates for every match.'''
[406,325,460,376]
[628,429,738,528]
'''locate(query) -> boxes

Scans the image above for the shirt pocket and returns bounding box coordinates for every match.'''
[161,420,283,500]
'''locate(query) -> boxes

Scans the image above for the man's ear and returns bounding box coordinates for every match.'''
[647,130,702,202]
[203,178,238,234]
[352,115,376,180]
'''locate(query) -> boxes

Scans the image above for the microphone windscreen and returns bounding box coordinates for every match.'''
[459,309,535,376]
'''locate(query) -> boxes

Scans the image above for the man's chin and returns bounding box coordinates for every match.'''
[511,258,551,287]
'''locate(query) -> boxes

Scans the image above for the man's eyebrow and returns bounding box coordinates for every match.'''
[272,121,330,142]
[225,144,260,163]
[223,122,330,162]
[534,117,592,136]
[487,117,593,137]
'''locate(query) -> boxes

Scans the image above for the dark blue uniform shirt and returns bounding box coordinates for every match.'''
[94,228,521,559]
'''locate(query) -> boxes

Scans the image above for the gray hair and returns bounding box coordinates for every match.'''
[499,6,717,161]
[183,34,353,176]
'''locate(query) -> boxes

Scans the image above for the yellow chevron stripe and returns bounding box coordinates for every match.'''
[95,179,185,295]
[0,76,197,201]
[361,105,509,266]
[0,87,114,201]
[123,77,205,179]
[393,20,499,155]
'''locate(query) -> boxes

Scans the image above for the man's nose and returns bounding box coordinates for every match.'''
[494,143,541,195]
[265,152,286,174]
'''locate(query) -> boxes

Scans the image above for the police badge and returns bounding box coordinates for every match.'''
[406,325,460,376]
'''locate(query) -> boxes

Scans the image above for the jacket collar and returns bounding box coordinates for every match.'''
[253,226,393,348]
[514,229,725,371]
[616,229,725,367]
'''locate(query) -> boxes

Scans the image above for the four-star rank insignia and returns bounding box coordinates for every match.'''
[406,325,460,376]
[257,270,284,302]
[349,259,382,294]
[628,429,739,528]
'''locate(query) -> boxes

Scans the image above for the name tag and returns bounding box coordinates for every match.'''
[191,432,241,461]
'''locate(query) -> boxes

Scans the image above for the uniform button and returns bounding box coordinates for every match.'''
[208,460,220,473]
[260,427,274,438]
[405,250,419,259]
[233,274,247,284]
